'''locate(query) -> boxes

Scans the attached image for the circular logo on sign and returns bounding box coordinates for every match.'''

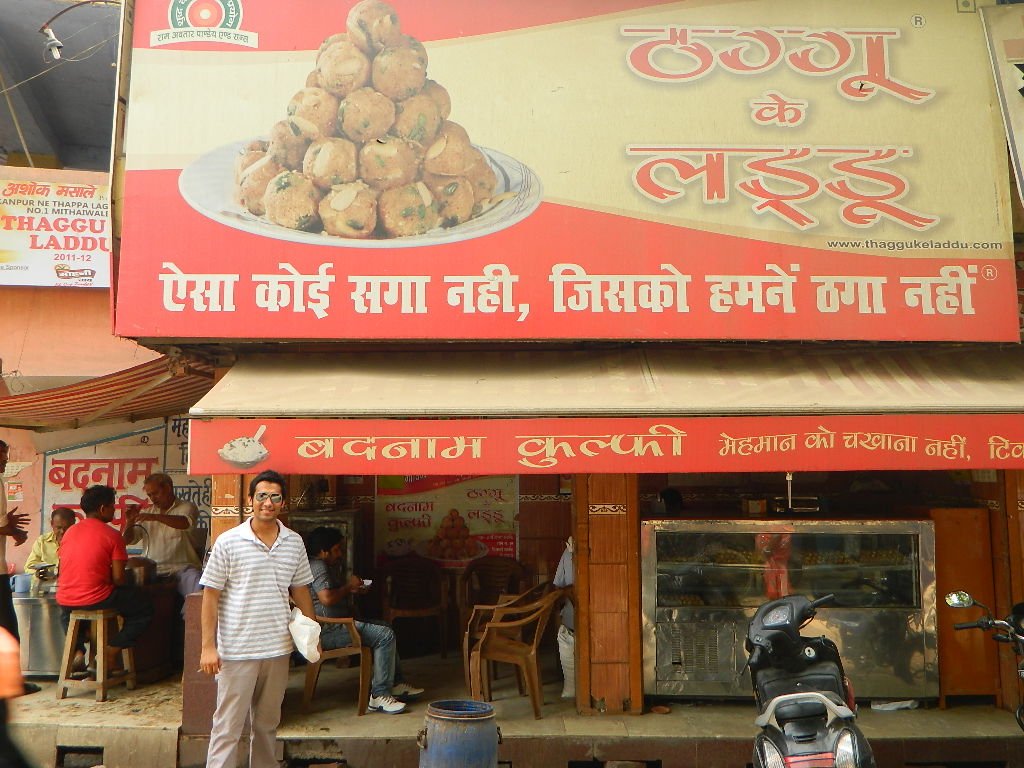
[168,0,243,30]
[187,1,224,27]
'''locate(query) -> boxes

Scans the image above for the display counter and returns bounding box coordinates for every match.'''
[12,589,65,676]
[641,518,937,700]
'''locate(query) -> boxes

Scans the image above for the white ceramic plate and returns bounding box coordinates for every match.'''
[178,141,543,248]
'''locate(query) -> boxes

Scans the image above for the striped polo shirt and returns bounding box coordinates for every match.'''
[199,517,314,661]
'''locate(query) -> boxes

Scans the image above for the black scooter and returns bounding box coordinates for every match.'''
[945,590,1024,733]
[745,593,876,768]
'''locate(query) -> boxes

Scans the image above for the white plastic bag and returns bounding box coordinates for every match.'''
[557,624,575,698]
[288,607,321,663]
[870,699,919,711]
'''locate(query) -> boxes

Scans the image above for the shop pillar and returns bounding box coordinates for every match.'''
[210,473,245,544]
[574,473,643,714]
[998,470,1024,710]
[182,472,247,741]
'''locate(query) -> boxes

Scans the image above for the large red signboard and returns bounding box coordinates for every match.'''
[116,0,1016,341]
[190,415,1024,475]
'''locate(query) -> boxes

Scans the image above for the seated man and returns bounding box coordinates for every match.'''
[24,507,76,574]
[304,526,423,714]
[58,484,154,673]
[25,507,80,668]
[123,472,202,596]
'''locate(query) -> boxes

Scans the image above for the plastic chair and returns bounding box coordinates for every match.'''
[462,580,552,694]
[302,616,372,714]
[379,554,448,658]
[457,556,527,631]
[469,587,565,719]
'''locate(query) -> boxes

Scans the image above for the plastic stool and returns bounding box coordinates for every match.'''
[56,609,136,701]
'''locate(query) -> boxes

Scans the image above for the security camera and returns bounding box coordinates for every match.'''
[42,27,63,60]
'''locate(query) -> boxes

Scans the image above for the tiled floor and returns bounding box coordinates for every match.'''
[10,652,1023,767]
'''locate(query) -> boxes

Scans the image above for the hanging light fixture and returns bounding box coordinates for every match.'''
[38,1,121,63]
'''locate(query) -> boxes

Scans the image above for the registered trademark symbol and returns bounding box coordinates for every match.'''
[981,264,998,280]
[911,14,925,28]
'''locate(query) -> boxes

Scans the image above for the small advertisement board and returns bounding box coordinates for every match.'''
[374,475,517,568]
[0,167,111,287]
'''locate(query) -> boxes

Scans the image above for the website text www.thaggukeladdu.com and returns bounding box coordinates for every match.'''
[825,238,1004,252]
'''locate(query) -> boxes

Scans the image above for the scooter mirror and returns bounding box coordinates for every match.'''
[945,590,975,608]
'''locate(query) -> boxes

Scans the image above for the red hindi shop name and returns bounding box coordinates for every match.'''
[47,457,159,492]
[621,25,934,103]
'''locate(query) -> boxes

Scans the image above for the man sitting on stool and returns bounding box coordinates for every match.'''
[27,507,84,672]
[304,526,423,714]
[58,485,154,674]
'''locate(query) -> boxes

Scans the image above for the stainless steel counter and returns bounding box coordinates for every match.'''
[13,591,66,677]
[641,519,938,700]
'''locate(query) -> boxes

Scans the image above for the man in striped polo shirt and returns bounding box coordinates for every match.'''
[199,469,317,768]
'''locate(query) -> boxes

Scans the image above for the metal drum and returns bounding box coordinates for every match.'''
[417,699,500,768]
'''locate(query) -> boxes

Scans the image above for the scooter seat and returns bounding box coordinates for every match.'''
[774,698,827,723]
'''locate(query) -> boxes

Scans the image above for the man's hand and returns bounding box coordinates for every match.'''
[199,646,221,675]
[123,504,141,527]
[0,508,27,543]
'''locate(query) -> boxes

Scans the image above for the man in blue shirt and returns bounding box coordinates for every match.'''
[304,526,423,714]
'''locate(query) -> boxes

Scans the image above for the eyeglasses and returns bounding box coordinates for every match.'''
[253,491,284,504]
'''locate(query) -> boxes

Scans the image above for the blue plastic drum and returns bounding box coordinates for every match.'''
[417,699,500,768]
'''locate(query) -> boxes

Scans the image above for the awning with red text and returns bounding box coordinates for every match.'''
[187,346,1024,475]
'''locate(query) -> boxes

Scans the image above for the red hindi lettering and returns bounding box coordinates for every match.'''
[718,29,784,74]
[786,30,854,75]
[624,26,715,81]
[631,150,728,203]
[750,92,806,127]
[824,148,937,230]
[839,33,934,103]
[737,148,821,230]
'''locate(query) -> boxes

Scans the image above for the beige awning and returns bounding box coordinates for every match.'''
[189,346,1024,419]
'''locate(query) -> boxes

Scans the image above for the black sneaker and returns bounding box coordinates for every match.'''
[22,682,41,695]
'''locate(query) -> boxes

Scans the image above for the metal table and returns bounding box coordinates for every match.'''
[13,590,66,677]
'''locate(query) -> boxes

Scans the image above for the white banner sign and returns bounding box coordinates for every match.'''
[0,167,111,287]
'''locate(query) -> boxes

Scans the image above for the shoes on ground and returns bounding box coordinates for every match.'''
[392,682,424,700]
[22,682,41,695]
[368,694,407,714]
[561,689,575,699]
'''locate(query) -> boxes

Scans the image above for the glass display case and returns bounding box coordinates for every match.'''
[641,519,937,700]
